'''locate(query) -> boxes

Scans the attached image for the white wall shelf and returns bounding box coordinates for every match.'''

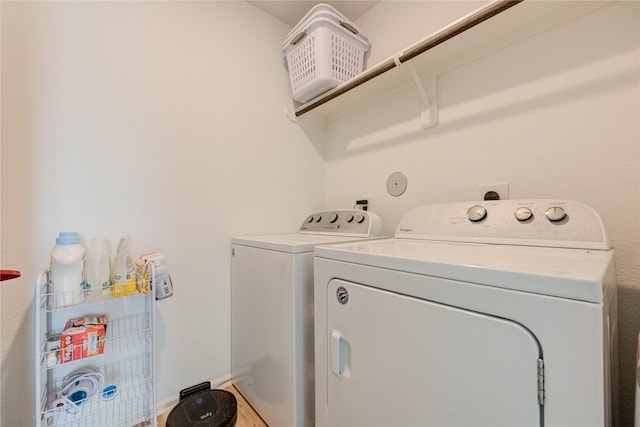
[292,0,613,124]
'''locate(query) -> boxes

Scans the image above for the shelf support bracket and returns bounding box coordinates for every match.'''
[396,56,438,129]
[284,105,327,130]
[285,106,298,123]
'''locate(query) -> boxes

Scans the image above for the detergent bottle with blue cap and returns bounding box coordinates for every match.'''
[50,232,85,308]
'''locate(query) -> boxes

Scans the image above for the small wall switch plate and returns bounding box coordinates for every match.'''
[479,183,509,201]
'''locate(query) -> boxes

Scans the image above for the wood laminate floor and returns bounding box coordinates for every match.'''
[153,384,268,427]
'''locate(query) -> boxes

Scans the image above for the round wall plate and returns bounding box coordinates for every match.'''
[386,172,407,197]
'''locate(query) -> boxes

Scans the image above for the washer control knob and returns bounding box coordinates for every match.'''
[314,215,322,223]
[514,207,533,222]
[545,206,567,222]
[346,214,354,223]
[355,214,365,224]
[329,213,339,223]
[306,215,314,223]
[467,205,487,222]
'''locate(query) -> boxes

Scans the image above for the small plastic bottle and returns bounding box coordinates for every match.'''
[50,232,85,308]
[85,238,111,302]
[112,234,137,297]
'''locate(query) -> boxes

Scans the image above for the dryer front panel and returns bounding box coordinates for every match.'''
[325,279,543,427]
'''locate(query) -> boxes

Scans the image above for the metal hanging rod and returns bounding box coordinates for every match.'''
[294,0,523,117]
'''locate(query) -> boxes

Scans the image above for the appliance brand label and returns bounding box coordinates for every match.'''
[336,286,349,305]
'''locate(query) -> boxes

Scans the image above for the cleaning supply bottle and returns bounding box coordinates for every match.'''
[141,252,174,300]
[50,232,85,308]
[85,238,111,302]
[112,234,137,297]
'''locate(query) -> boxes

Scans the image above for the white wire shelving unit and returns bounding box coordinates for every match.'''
[34,271,157,427]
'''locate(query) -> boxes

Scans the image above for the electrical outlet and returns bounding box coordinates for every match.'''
[479,183,509,201]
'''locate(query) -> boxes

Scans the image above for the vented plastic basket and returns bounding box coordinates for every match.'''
[282,4,369,104]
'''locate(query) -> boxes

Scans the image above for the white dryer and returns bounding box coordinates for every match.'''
[231,210,384,427]
[314,200,617,427]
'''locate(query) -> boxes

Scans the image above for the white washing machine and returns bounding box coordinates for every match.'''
[231,210,384,427]
[314,200,617,427]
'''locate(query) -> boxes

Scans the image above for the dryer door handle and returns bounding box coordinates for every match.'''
[331,330,346,378]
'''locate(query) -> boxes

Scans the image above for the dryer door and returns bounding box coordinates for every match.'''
[325,279,543,427]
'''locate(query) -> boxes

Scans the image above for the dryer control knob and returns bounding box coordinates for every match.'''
[545,206,567,222]
[306,216,314,223]
[346,214,355,223]
[314,215,322,223]
[467,205,487,222]
[514,207,533,222]
[355,214,366,224]
[329,213,339,223]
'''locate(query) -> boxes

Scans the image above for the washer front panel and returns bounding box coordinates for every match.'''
[231,245,310,427]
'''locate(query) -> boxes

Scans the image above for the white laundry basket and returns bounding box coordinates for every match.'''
[281,4,369,104]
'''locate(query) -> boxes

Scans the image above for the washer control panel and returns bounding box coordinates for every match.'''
[397,200,609,250]
[299,210,384,237]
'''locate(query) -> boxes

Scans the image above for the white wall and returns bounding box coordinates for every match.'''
[325,1,639,424]
[360,0,490,68]
[0,1,324,424]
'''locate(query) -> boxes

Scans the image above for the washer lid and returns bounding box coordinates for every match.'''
[315,238,613,302]
[232,209,385,253]
[231,233,372,253]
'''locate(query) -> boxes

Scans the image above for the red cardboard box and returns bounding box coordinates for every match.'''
[60,315,107,364]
